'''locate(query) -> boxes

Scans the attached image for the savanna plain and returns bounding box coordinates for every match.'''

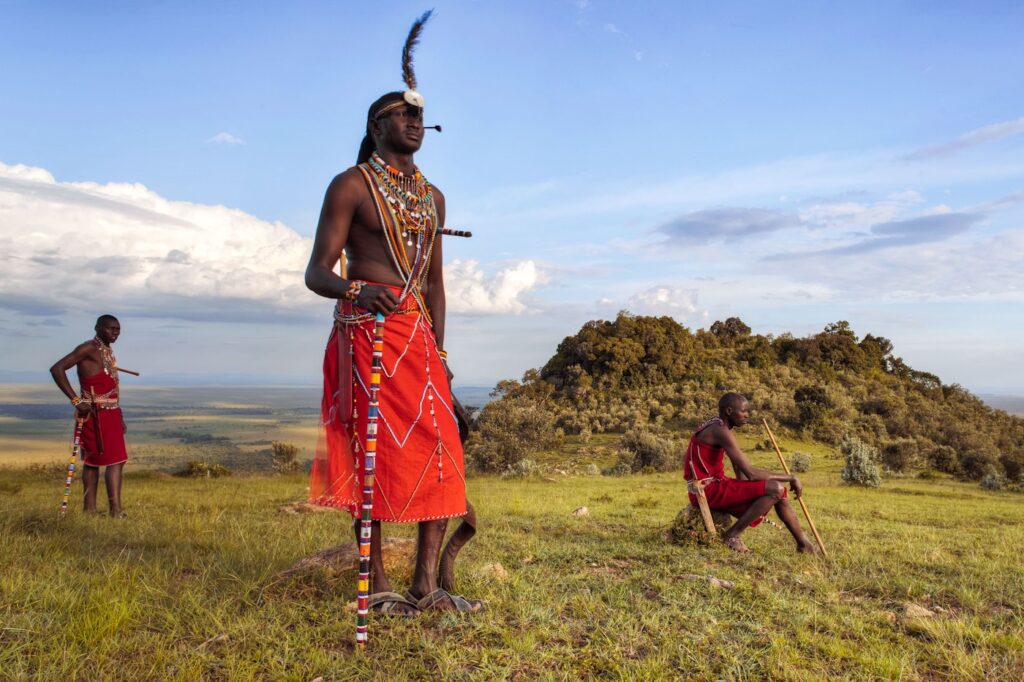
[1,385,1022,680]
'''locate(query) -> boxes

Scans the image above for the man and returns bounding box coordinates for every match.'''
[304,13,480,616]
[49,315,128,517]
[684,393,818,553]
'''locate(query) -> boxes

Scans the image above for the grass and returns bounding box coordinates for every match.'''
[2,443,1023,680]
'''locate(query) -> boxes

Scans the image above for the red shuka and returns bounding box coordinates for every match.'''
[309,290,467,522]
[683,417,784,527]
[79,371,128,467]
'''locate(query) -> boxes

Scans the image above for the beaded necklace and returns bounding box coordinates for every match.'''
[93,337,119,389]
[368,152,437,246]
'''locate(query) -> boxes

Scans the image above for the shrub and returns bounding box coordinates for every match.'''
[467,397,558,472]
[958,450,998,481]
[790,452,812,473]
[840,436,881,487]
[881,439,919,473]
[980,472,1006,491]
[270,441,301,474]
[999,452,1024,481]
[584,463,600,476]
[616,429,678,473]
[501,459,539,479]
[601,459,632,476]
[178,461,231,478]
[927,445,958,474]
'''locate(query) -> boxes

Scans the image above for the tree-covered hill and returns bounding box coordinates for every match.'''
[477,312,1024,483]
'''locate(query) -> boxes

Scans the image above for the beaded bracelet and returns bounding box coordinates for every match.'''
[437,349,448,359]
[71,396,83,406]
[344,280,363,302]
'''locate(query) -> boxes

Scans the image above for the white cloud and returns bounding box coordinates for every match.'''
[904,116,1024,161]
[207,132,246,146]
[444,259,544,315]
[0,162,543,323]
[626,285,699,319]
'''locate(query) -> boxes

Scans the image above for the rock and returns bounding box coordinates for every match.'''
[479,562,510,581]
[903,603,935,619]
[271,537,416,583]
[572,506,590,517]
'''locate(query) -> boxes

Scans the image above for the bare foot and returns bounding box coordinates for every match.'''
[797,542,820,554]
[722,536,751,553]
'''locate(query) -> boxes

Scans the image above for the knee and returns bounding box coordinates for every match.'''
[765,480,785,500]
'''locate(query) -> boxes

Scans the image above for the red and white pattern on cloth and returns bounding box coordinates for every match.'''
[682,416,783,527]
[309,291,466,523]
[78,371,128,467]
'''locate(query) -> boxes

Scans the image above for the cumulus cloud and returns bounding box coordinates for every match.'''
[626,285,699,319]
[0,162,542,323]
[207,132,246,145]
[655,208,800,244]
[444,259,543,315]
[903,117,1024,161]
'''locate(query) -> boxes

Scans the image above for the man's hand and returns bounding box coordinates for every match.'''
[442,359,454,384]
[75,402,91,417]
[356,285,400,315]
[790,476,803,499]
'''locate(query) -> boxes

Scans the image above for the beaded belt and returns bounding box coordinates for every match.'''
[334,289,421,324]
[82,397,120,410]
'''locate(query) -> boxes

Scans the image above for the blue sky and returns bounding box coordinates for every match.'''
[2,1,1023,393]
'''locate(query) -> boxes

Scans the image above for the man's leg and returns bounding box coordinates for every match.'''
[439,501,477,592]
[408,519,448,602]
[105,462,124,517]
[721,480,786,552]
[81,465,99,514]
[774,497,818,553]
[350,520,417,615]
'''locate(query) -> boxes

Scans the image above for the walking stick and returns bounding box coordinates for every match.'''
[356,312,386,648]
[59,417,85,517]
[762,418,828,557]
[687,458,718,535]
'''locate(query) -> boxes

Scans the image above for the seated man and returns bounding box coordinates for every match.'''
[684,392,818,553]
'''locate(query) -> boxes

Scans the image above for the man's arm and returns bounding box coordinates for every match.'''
[49,343,95,415]
[714,424,803,497]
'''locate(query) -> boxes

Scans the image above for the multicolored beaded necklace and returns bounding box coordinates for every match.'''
[93,337,119,391]
[367,152,437,247]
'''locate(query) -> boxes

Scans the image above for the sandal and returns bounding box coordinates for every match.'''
[367,591,420,617]
[407,588,484,613]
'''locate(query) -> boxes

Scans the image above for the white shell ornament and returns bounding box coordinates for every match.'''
[404,89,425,108]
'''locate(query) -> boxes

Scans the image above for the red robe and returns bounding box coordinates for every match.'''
[309,286,466,522]
[683,417,784,527]
[79,371,128,467]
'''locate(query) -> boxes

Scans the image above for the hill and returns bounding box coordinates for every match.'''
[473,313,1024,483]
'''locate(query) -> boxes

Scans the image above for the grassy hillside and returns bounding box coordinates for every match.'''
[2,439,1022,680]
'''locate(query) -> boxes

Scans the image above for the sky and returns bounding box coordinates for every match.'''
[2,1,1023,393]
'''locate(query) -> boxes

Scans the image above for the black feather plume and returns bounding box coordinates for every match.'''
[402,10,433,91]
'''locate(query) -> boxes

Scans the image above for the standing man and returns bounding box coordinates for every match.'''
[49,315,128,517]
[305,13,480,615]
[684,393,819,554]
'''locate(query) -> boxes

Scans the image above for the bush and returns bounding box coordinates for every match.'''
[584,463,600,476]
[881,439,919,473]
[601,459,632,476]
[927,445,958,474]
[178,461,231,478]
[616,429,678,473]
[980,472,1006,491]
[790,452,812,473]
[501,459,539,479]
[958,450,998,481]
[467,397,558,472]
[270,441,301,474]
[999,452,1024,481]
[840,436,881,487]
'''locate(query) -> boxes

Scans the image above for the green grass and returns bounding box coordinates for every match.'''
[2,450,1023,680]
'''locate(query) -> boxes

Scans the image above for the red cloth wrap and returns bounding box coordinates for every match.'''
[78,372,127,467]
[683,419,784,527]
[309,288,467,522]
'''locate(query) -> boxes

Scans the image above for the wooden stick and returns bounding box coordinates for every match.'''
[116,368,140,376]
[437,228,472,238]
[688,458,718,535]
[762,418,828,557]
[356,312,386,648]
[59,417,84,517]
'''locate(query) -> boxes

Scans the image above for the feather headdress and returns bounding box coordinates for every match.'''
[401,10,433,108]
